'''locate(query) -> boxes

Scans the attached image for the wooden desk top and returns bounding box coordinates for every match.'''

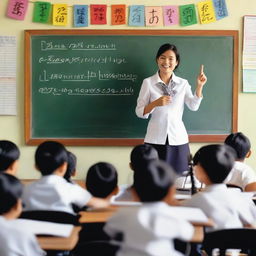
[37,226,81,250]
[79,208,214,243]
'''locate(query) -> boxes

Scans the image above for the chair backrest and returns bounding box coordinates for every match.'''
[203,228,256,256]
[19,210,81,225]
[226,183,243,192]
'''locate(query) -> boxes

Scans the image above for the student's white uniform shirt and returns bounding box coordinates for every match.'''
[22,174,92,214]
[182,184,256,232]
[135,72,202,145]
[104,202,194,256]
[0,216,45,256]
[224,161,256,190]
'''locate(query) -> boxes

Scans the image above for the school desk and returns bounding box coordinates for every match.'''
[79,208,214,243]
[37,226,81,250]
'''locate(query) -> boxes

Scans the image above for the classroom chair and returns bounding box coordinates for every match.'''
[202,228,256,256]
[19,211,81,256]
[226,184,243,192]
[19,210,81,225]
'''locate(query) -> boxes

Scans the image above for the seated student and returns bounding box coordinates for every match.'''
[85,162,118,200]
[113,144,158,202]
[22,141,109,214]
[104,160,194,256]
[0,140,20,176]
[182,144,256,232]
[63,151,77,183]
[224,132,256,192]
[0,173,45,256]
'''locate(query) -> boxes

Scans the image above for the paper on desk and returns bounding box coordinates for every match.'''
[168,206,209,223]
[12,219,74,237]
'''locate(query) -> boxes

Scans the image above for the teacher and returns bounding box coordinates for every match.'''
[135,43,207,175]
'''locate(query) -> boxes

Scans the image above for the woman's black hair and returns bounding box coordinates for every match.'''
[134,160,176,202]
[0,140,20,172]
[224,132,251,160]
[193,144,235,183]
[35,141,68,176]
[64,151,77,183]
[156,43,180,70]
[86,162,118,198]
[0,173,23,214]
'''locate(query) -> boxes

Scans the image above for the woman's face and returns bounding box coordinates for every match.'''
[157,50,178,75]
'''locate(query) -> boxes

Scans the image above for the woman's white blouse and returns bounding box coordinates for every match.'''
[135,72,202,145]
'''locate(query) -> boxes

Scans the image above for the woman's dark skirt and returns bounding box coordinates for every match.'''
[146,138,190,175]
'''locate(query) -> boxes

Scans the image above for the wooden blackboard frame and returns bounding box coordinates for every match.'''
[24,29,238,146]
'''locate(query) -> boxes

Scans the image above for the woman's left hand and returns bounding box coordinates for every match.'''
[197,65,207,87]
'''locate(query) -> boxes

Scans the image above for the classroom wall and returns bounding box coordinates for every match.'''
[0,0,256,184]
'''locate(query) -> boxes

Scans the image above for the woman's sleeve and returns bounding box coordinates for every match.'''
[184,81,203,111]
[135,80,153,119]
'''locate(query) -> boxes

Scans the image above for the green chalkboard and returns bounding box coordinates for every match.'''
[25,30,238,146]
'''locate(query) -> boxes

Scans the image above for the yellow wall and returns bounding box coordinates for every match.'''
[0,0,256,184]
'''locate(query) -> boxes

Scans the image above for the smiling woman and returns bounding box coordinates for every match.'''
[135,44,207,175]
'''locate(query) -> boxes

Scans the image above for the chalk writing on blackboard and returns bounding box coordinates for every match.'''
[39,70,138,82]
[38,56,127,65]
[38,86,134,96]
[41,41,116,51]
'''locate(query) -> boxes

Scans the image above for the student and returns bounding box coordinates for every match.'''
[0,140,20,176]
[182,144,256,232]
[224,132,256,191]
[64,151,77,183]
[22,141,109,214]
[135,43,207,175]
[104,160,194,256]
[0,173,45,256]
[113,144,158,202]
[85,162,118,199]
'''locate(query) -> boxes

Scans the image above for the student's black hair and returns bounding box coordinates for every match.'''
[35,141,68,176]
[156,43,180,70]
[0,140,20,172]
[224,132,251,160]
[85,162,118,198]
[134,159,176,202]
[193,144,235,183]
[64,151,77,183]
[0,173,23,214]
[130,144,159,171]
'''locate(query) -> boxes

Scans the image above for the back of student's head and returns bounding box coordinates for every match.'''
[134,160,176,202]
[0,140,20,172]
[193,144,235,183]
[64,151,77,183]
[35,141,68,176]
[130,144,159,171]
[224,132,251,160]
[85,162,118,198]
[0,173,23,214]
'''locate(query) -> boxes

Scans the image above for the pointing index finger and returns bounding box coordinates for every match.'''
[200,64,204,74]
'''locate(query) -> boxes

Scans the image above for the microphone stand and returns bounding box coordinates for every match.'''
[188,154,197,195]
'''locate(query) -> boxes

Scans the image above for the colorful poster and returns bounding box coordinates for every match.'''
[213,0,228,20]
[7,0,28,20]
[163,6,179,26]
[179,4,197,26]
[90,5,107,25]
[111,5,126,25]
[52,4,68,26]
[198,1,216,24]
[74,5,88,27]
[145,6,163,26]
[128,5,145,26]
[33,1,51,23]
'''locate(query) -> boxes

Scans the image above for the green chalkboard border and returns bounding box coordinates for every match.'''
[25,29,238,146]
